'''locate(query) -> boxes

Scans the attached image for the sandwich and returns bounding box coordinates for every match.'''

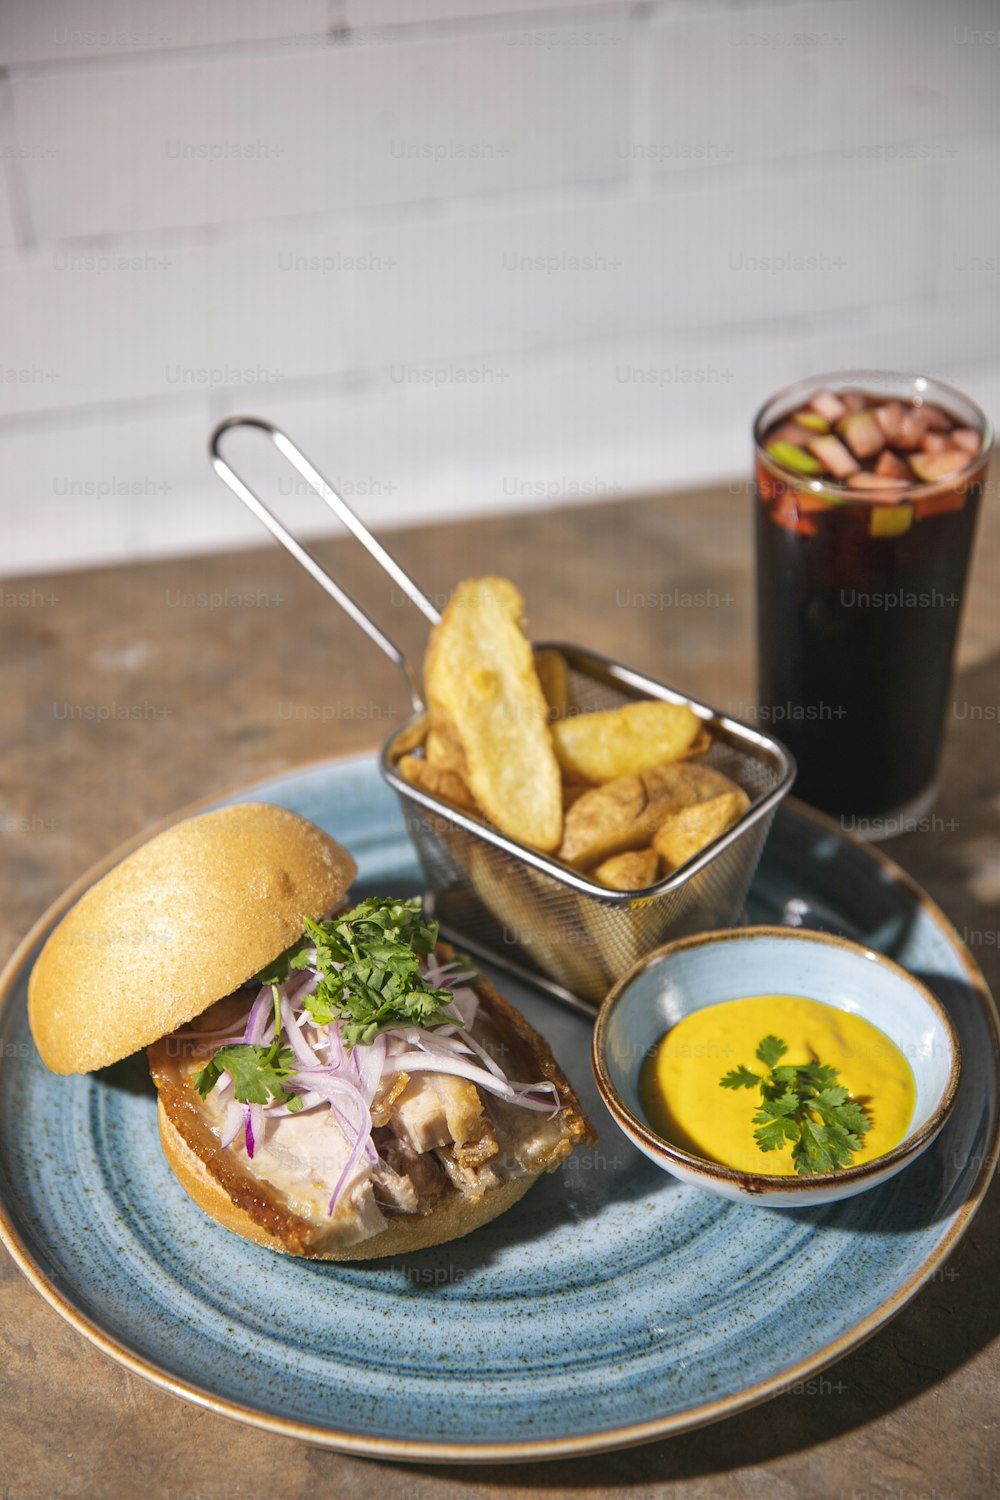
[27,802,595,1259]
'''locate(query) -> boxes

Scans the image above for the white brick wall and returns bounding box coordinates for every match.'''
[11,23,629,239]
[648,0,1000,167]
[1,0,998,574]
[0,0,331,66]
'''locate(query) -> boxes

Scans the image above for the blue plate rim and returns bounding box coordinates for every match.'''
[1,749,998,1464]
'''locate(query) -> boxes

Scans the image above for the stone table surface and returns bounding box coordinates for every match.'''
[2,476,999,1500]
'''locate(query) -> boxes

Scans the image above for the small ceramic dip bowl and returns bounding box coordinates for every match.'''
[592,926,961,1206]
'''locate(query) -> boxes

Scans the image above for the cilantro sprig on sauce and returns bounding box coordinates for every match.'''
[720,1034,873,1175]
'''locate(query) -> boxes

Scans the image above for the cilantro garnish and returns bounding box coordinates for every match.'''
[720,1034,872,1176]
[194,1042,297,1105]
[191,896,458,1108]
[294,897,457,1047]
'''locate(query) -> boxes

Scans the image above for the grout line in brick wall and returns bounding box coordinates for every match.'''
[3,4,635,78]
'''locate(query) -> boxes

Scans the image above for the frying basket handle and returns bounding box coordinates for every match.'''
[209,416,438,714]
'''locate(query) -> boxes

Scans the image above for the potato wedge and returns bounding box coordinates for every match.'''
[652,789,750,872]
[534,648,570,721]
[677,727,712,761]
[560,762,743,869]
[592,848,660,892]
[392,713,430,758]
[561,783,590,813]
[551,700,703,784]
[425,724,469,777]
[398,753,480,816]
[424,576,563,851]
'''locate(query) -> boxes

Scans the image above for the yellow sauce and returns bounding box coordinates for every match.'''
[639,994,915,1176]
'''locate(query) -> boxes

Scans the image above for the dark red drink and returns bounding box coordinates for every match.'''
[754,373,991,831]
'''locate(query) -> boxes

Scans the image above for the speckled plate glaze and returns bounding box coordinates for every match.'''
[1,755,997,1463]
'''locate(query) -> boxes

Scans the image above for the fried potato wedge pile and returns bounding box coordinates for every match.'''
[398,574,750,887]
[559,763,748,870]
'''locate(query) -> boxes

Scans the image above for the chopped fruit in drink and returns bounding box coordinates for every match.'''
[918,404,951,432]
[756,467,782,504]
[771,420,815,448]
[895,411,927,450]
[772,493,817,536]
[869,503,913,538]
[766,440,823,476]
[875,400,906,442]
[810,390,847,423]
[846,472,909,491]
[793,411,830,433]
[874,449,911,479]
[921,432,953,453]
[795,491,838,513]
[807,434,859,478]
[837,409,885,460]
[762,387,983,532]
[909,450,970,483]
[915,492,966,520]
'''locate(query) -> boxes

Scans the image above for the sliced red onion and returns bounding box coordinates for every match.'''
[386,1027,472,1057]
[355,1033,387,1106]
[447,986,479,1029]
[286,969,319,1003]
[422,954,477,989]
[382,1052,561,1112]
[453,1025,508,1082]
[210,1071,234,1101]
[220,1098,244,1149]
[242,986,273,1046]
[280,994,322,1070]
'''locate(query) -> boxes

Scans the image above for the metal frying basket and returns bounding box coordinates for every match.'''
[210,418,795,1012]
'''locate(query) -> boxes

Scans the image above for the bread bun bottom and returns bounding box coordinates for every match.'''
[157,1100,539,1261]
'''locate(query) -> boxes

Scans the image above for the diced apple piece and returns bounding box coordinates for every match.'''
[846,472,909,491]
[875,449,911,479]
[870,503,913,538]
[840,390,867,413]
[919,404,951,432]
[837,409,885,459]
[766,440,823,476]
[895,411,927,450]
[921,432,952,453]
[952,428,982,455]
[874,400,906,442]
[793,410,830,433]
[807,434,859,479]
[771,420,814,448]
[810,389,847,423]
[909,450,970,483]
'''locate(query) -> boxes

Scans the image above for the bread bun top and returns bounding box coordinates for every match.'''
[28,803,357,1075]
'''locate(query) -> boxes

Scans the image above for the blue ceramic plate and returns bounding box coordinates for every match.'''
[1,755,997,1463]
